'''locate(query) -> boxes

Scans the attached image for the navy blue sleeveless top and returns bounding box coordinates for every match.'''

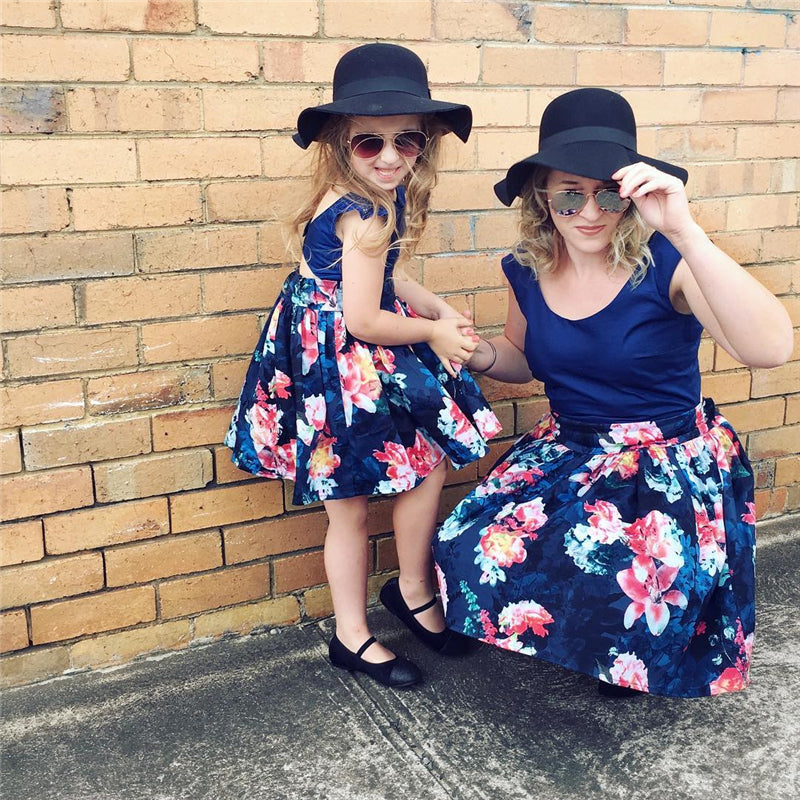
[502,232,703,423]
[302,187,405,281]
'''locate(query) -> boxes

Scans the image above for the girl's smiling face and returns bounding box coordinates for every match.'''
[347,114,423,192]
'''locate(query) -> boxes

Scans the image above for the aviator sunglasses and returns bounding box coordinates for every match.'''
[548,188,631,217]
[348,131,428,160]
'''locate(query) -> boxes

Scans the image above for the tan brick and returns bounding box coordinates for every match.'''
[482,46,574,86]
[751,361,800,399]
[719,398,785,434]
[0,609,28,653]
[375,536,398,572]
[142,315,259,364]
[71,184,202,232]
[749,425,800,459]
[515,398,552,434]
[0,430,21,475]
[769,159,800,193]
[775,456,800,487]
[0,467,93,522]
[697,338,715,373]
[22,417,150,471]
[473,290,508,328]
[44,497,169,554]
[0,552,103,609]
[67,87,201,133]
[0,646,69,690]
[61,0,195,32]
[578,50,663,86]
[778,89,800,121]
[626,9,708,46]
[710,10,786,47]
[736,125,800,160]
[474,212,518,252]
[261,137,313,178]
[153,406,233,453]
[415,43,482,84]
[0,187,69,234]
[701,88,777,123]
[0,0,57,27]
[787,395,800,425]
[203,267,287,314]
[106,531,221,587]
[136,225,259,272]
[0,284,74,333]
[431,172,499,213]
[0,85,66,134]
[690,161,771,199]
[159,562,269,618]
[754,486,788,520]
[619,89,703,126]
[0,520,43,566]
[262,40,348,83]
[203,86,319,132]
[214,445,257,485]
[1,138,136,186]
[133,37,259,82]
[762,228,800,262]
[726,194,798,232]
[434,0,526,41]
[273,550,326,594]
[323,0,431,38]
[423,253,504,294]
[223,510,327,564]
[138,137,261,181]
[417,213,472,256]
[198,0,317,34]
[69,619,192,669]
[0,380,84,429]
[31,586,156,645]
[709,231,762,267]
[746,263,793,296]
[193,595,300,639]
[744,50,800,87]
[7,327,139,379]
[536,4,623,43]
[211,358,250,401]
[663,50,742,86]
[170,482,283,534]
[700,370,751,404]
[206,179,306,222]
[687,199,727,234]
[94,449,213,503]
[0,33,129,80]
[303,585,333,619]
[475,130,539,171]
[0,232,133,283]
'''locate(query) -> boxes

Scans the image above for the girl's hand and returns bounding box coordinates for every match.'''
[428,317,478,378]
[612,162,694,240]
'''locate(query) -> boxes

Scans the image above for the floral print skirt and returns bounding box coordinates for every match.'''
[433,400,756,698]
[225,271,501,506]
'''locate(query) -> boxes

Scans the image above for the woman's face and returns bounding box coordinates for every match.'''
[544,170,625,257]
[347,114,424,192]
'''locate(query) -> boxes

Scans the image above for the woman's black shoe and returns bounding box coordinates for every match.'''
[597,680,641,698]
[379,577,470,655]
[328,635,421,688]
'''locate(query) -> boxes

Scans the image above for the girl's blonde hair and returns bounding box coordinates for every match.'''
[289,115,446,264]
[513,166,653,286]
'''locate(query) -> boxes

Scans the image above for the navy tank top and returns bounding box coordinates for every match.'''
[502,232,703,423]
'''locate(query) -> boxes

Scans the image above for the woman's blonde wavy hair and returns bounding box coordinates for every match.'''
[513,166,653,286]
[288,115,446,266]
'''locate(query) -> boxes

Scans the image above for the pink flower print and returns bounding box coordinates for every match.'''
[707,426,740,474]
[709,666,749,696]
[694,502,726,574]
[695,621,707,636]
[624,510,683,568]
[299,308,319,375]
[308,434,340,481]
[476,461,542,497]
[265,298,283,349]
[434,563,448,616]
[249,403,283,451]
[405,431,442,477]
[512,497,548,534]
[374,441,417,492]
[474,406,502,439]
[478,525,529,568]
[530,413,559,440]
[268,369,292,400]
[741,501,757,525]
[479,609,498,644]
[333,314,346,353]
[694,404,710,436]
[606,420,664,447]
[337,342,381,425]
[273,441,296,482]
[617,555,687,636]
[498,600,554,637]
[304,394,327,432]
[372,345,397,374]
[571,450,639,496]
[584,500,625,544]
[607,652,649,692]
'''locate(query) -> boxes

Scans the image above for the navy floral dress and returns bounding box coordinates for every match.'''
[225,188,501,506]
[433,235,756,698]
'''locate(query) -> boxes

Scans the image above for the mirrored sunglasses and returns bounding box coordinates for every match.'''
[348,131,428,160]
[548,189,631,216]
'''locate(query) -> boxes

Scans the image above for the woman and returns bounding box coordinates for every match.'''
[433,88,793,698]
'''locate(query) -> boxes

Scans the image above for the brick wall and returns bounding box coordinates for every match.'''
[1,0,798,688]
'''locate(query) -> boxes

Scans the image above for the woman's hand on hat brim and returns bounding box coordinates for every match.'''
[613,162,694,241]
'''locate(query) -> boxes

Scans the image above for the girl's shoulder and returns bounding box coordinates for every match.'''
[310,186,404,227]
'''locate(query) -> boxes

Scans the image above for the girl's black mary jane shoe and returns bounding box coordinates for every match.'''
[328,635,421,688]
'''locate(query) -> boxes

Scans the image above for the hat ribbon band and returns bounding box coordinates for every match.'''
[335,76,431,101]
[539,126,636,151]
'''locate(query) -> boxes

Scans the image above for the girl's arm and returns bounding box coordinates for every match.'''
[339,212,476,374]
[393,272,463,321]
[466,287,534,383]
[614,163,793,368]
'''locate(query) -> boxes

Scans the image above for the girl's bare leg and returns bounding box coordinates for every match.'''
[391,460,448,634]
[323,495,394,663]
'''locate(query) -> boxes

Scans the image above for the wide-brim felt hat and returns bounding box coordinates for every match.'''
[293,43,472,148]
[494,88,688,206]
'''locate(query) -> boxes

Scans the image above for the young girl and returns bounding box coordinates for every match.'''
[225,43,501,688]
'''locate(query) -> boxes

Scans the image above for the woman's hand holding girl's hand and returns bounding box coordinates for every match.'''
[612,162,696,242]
[429,317,478,378]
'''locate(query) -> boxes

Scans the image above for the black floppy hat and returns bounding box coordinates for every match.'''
[494,88,688,206]
[293,43,472,149]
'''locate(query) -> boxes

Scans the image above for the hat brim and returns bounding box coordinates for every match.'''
[494,142,688,206]
[293,92,472,148]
